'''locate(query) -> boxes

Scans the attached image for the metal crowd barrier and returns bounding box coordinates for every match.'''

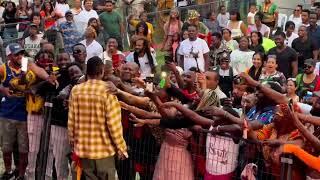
[114,114,294,180]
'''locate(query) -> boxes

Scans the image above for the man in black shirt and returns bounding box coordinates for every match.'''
[45,53,74,180]
[292,25,319,72]
[268,31,298,78]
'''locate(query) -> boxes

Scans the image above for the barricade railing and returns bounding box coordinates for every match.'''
[114,122,294,180]
[0,1,302,52]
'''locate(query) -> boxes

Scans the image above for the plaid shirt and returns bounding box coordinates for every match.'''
[68,79,127,159]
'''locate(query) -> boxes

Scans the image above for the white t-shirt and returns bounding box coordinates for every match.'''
[80,40,103,62]
[247,12,256,25]
[217,13,230,28]
[230,50,255,75]
[0,6,4,23]
[285,32,299,47]
[297,102,312,114]
[126,49,157,79]
[288,14,302,33]
[24,35,42,58]
[206,129,239,175]
[74,9,99,35]
[178,38,210,72]
[314,62,320,76]
[55,3,70,24]
[223,39,239,51]
[214,86,227,100]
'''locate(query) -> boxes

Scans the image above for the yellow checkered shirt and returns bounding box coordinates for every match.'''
[68,79,127,159]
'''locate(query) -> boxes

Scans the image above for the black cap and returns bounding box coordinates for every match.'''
[217,50,230,62]
[65,10,73,16]
[304,59,316,67]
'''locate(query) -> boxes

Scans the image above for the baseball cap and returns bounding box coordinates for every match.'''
[65,10,73,16]
[188,10,200,20]
[6,43,25,56]
[304,59,316,67]
[217,51,230,62]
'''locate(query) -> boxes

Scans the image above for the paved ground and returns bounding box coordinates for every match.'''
[0,149,4,175]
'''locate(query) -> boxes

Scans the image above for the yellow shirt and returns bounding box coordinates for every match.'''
[68,79,127,159]
[25,71,45,113]
[131,20,154,42]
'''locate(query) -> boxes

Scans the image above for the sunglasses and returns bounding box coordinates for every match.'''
[304,65,313,69]
[294,9,301,12]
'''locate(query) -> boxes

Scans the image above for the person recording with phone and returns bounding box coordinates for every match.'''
[0,43,56,180]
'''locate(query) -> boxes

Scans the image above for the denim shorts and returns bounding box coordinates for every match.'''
[0,118,29,153]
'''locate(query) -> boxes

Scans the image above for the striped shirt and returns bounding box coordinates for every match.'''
[68,79,127,159]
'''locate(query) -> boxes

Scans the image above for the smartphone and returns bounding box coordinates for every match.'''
[145,74,154,92]
[288,99,294,112]
[21,57,28,72]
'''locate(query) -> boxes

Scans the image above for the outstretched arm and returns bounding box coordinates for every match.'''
[293,112,320,151]
[120,101,161,119]
[297,113,320,126]
[161,102,214,127]
[239,72,287,104]
[116,89,150,110]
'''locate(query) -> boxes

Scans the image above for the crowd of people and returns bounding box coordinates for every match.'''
[1,0,320,180]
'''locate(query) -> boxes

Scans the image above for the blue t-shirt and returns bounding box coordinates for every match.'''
[246,106,275,125]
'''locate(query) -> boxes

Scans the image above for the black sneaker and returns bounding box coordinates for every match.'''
[12,170,19,179]
[1,171,15,180]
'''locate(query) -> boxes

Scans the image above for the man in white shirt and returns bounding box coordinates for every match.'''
[74,0,98,35]
[285,21,299,47]
[80,26,103,62]
[126,36,157,79]
[22,24,42,58]
[178,25,210,72]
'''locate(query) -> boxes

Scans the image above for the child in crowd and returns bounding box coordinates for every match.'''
[247,3,257,25]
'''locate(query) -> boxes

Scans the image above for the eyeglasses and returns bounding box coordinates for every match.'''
[288,78,296,82]
[294,9,301,12]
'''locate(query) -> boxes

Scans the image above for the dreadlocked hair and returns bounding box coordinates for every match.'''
[133,36,156,73]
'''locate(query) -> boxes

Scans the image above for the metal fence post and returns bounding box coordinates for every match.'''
[280,154,293,180]
[36,93,55,180]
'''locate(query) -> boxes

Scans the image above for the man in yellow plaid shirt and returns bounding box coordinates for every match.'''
[68,56,128,179]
